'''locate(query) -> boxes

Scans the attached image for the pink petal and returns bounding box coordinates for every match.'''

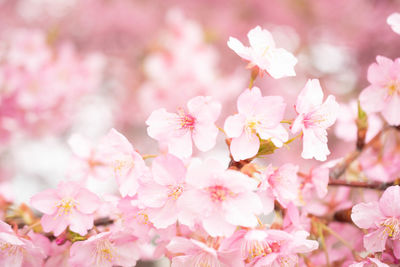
[379,185,400,217]
[192,123,218,152]
[75,188,101,214]
[387,13,400,35]
[203,210,236,237]
[257,124,288,147]
[227,37,251,61]
[68,211,93,236]
[41,214,68,236]
[168,130,192,158]
[247,26,275,51]
[152,154,186,186]
[224,114,245,138]
[301,128,330,161]
[363,227,388,253]
[351,201,382,229]
[224,192,262,227]
[30,189,59,215]
[295,79,323,114]
[359,85,386,113]
[138,182,168,208]
[146,108,180,140]
[230,132,260,161]
[264,48,297,79]
[382,94,400,126]
[237,88,262,117]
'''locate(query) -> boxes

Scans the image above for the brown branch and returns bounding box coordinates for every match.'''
[329,126,389,179]
[328,178,394,191]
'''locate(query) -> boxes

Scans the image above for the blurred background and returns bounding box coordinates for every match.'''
[0,1,399,265]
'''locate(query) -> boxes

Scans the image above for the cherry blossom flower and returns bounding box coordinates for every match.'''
[351,185,400,256]
[387,13,400,35]
[97,128,150,197]
[146,96,221,158]
[227,228,318,266]
[167,236,243,267]
[0,220,46,267]
[69,231,140,267]
[178,158,262,237]
[255,163,300,212]
[228,26,297,79]
[349,257,389,267]
[30,181,101,236]
[359,56,400,126]
[138,154,187,228]
[291,79,339,161]
[335,101,382,143]
[224,87,288,161]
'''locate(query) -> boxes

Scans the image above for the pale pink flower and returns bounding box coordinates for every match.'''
[138,154,187,228]
[179,158,262,237]
[30,181,101,236]
[224,87,288,161]
[146,96,221,158]
[257,164,300,209]
[335,101,382,143]
[69,231,140,267]
[387,13,400,35]
[349,257,389,267]
[228,26,297,79]
[167,236,243,267]
[0,220,46,267]
[351,185,400,256]
[228,229,318,267]
[359,56,400,126]
[97,128,150,197]
[292,79,339,161]
[300,166,330,200]
[67,134,111,182]
[116,197,154,242]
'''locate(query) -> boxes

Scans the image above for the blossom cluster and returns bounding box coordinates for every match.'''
[0,6,400,267]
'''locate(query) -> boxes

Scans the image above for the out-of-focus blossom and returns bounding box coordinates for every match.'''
[167,236,243,267]
[256,163,300,209]
[387,13,400,35]
[228,229,318,266]
[146,96,221,158]
[349,257,389,267]
[335,101,382,143]
[30,181,101,236]
[351,185,400,256]
[138,154,187,228]
[358,130,400,183]
[224,87,288,161]
[359,56,400,126]
[69,231,140,267]
[96,128,150,197]
[227,26,297,79]
[292,79,339,161]
[178,158,262,237]
[0,220,46,266]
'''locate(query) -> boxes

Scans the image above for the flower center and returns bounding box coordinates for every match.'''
[245,118,259,136]
[206,185,235,202]
[113,156,134,175]
[177,108,196,130]
[381,217,400,239]
[387,80,400,96]
[95,239,115,265]
[56,197,78,216]
[168,185,184,200]
[0,242,23,257]
[192,252,219,267]
[245,240,272,261]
